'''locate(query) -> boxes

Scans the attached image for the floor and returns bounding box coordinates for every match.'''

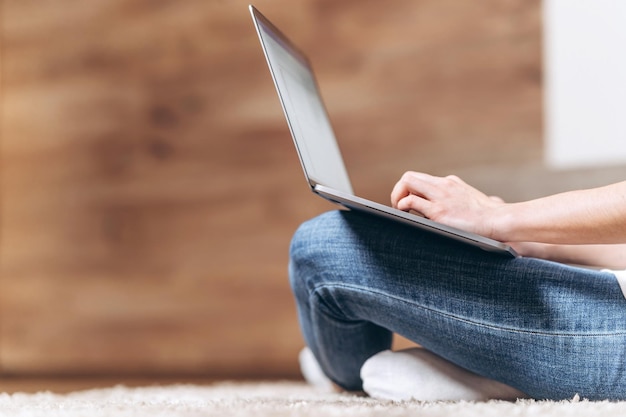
[0,376,228,394]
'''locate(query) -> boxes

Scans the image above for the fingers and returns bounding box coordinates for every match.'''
[396,193,431,216]
[391,171,459,210]
[390,171,435,209]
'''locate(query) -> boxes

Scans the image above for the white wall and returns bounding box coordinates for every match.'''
[544,0,626,169]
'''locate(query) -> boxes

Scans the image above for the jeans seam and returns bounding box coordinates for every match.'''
[313,282,626,338]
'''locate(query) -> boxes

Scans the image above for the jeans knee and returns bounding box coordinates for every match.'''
[288,211,349,296]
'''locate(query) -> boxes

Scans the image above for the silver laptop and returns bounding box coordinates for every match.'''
[249,5,517,258]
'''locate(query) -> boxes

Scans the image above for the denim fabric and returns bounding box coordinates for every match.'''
[289,210,626,400]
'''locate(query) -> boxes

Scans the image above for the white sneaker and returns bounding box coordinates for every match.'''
[298,347,335,391]
[360,348,528,402]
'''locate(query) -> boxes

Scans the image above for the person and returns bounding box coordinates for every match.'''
[289,172,626,401]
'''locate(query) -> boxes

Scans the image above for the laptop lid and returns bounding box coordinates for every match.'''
[249,5,353,195]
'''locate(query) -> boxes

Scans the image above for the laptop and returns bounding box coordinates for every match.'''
[249,5,518,258]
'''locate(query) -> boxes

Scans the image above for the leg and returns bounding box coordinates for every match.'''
[289,210,626,400]
[289,212,394,389]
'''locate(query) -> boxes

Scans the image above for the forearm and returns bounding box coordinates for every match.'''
[491,181,626,245]
[513,242,626,269]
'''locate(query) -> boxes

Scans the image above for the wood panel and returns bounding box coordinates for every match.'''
[0,0,545,376]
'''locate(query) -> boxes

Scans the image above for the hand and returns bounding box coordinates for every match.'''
[390,172,504,239]
[393,174,626,247]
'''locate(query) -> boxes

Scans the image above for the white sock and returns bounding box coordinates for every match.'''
[298,347,335,391]
[360,348,528,402]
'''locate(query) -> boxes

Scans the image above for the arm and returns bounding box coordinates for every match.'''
[510,242,626,269]
[490,182,626,245]
[390,172,626,266]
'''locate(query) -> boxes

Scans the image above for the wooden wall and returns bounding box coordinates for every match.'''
[0,0,547,376]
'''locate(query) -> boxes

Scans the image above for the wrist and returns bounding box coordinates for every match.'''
[509,242,555,259]
[489,203,522,243]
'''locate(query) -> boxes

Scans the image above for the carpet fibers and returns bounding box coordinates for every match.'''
[0,381,624,417]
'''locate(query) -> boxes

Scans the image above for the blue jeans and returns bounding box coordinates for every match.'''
[289,210,626,400]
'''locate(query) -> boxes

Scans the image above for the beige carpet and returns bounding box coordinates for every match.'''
[0,381,624,417]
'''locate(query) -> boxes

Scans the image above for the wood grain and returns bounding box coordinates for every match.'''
[0,0,549,376]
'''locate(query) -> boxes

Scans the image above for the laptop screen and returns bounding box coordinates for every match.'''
[251,6,354,195]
